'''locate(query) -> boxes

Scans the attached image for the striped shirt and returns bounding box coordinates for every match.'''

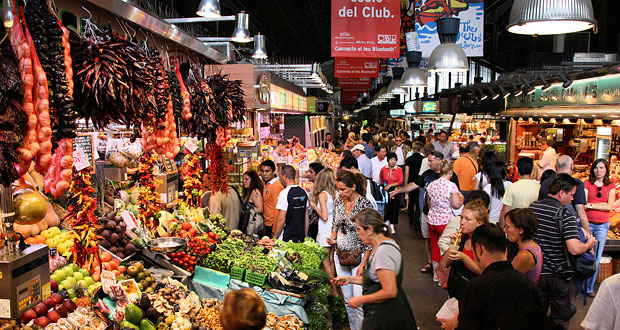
[530,197,579,277]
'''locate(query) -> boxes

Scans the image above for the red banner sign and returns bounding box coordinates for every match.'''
[338,77,371,91]
[335,58,380,77]
[331,0,400,58]
[341,90,359,105]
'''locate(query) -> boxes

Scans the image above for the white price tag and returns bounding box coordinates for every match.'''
[185,138,199,153]
[73,145,91,171]
[121,210,139,235]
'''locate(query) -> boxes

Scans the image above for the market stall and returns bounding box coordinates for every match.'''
[0,2,342,330]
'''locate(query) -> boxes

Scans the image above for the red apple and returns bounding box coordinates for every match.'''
[50,293,63,305]
[33,303,48,317]
[20,309,37,324]
[50,279,58,292]
[47,310,60,323]
[34,316,51,327]
[43,297,55,309]
[54,304,68,318]
[62,299,76,312]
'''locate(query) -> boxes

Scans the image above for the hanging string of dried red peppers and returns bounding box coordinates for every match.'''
[137,152,163,234]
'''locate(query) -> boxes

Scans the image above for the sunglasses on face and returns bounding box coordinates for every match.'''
[597,186,602,198]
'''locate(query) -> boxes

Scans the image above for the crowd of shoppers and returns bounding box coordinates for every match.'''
[219,125,619,330]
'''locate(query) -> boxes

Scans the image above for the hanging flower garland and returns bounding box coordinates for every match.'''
[63,167,100,269]
[137,152,163,234]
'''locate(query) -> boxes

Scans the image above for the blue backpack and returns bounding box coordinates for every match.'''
[553,206,597,280]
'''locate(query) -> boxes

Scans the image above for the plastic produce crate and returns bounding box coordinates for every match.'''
[245,271,269,287]
[230,266,246,281]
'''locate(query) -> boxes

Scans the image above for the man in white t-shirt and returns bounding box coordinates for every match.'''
[418,143,435,176]
[273,165,309,242]
[498,157,540,228]
[581,273,620,330]
[370,145,388,185]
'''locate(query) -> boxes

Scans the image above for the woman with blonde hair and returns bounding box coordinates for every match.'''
[441,199,488,298]
[220,288,266,330]
[308,168,338,295]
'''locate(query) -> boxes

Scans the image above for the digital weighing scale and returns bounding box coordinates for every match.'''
[0,244,50,319]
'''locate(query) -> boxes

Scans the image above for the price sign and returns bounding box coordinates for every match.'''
[73,144,91,172]
[73,133,96,174]
[185,138,199,153]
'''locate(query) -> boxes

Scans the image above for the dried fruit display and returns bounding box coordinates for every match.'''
[0,41,26,186]
[147,47,170,125]
[167,70,183,121]
[180,150,201,208]
[22,12,53,174]
[10,11,38,176]
[136,153,163,234]
[64,167,100,269]
[174,64,191,121]
[24,0,77,141]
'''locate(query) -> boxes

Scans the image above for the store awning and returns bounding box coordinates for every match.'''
[500,104,620,119]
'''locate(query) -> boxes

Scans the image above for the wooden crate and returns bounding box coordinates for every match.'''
[597,258,613,283]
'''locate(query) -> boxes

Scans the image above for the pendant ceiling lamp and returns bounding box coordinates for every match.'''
[231,12,251,43]
[196,0,221,18]
[388,68,408,95]
[507,0,596,35]
[252,34,267,59]
[401,51,428,88]
[428,17,469,73]
[1,0,13,28]
[379,86,392,100]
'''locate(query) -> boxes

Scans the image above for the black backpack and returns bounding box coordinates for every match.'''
[367,179,384,203]
[553,206,597,280]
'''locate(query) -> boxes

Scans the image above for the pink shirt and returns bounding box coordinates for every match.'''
[426,177,459,226]
[380,166,403,186]
[584,180,615,223]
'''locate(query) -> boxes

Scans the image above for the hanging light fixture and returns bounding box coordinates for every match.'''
[507,0,596,35]
[379,86,393,100]
[1,0,13,28]
[522,80,535,95]
[511,83,523,96]
[498,85,511,98]
[231,12,251,43]
[401,51,428,88]
[196,0,221,18]
[428,17,469,73]
[388,68,408,95]
[252,34,267,59]
[539,75,552,91]
[489,87,500,100]
[477,88,488,100]
[559,73,573,88]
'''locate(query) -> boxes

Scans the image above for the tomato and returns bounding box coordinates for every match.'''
[188,228,198,237]
[181,222,192,231]
[208,232,216,239]
[190,256,197,261]
[215,235,221,240]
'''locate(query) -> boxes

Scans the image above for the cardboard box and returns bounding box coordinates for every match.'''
[155,173,179,203]
[100,160,127,181]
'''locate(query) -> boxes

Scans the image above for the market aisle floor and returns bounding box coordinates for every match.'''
[391,211,594,330]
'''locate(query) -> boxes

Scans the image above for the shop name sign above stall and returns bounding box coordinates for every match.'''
[507,74,620,108]
[335,58,380,77]
[331,0,400,58]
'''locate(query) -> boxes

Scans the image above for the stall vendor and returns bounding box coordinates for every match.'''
[538,139,557,179]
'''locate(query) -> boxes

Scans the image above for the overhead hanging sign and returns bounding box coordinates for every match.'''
[335,58,380,77]
[506,74,620,108]
[338,77,371,90]
[341,90,359,105]
[331,0,400,58]
[400,1,484,57]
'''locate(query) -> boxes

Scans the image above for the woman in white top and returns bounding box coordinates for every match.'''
[482,160,511,223]
[308,167,338,295]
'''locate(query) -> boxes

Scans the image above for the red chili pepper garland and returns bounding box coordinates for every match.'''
[137,152,163,234]
[181,149,202,208]
[64,167,100,269]
[205,144,228,194]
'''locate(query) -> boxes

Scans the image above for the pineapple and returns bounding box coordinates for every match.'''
[73,284,92,308]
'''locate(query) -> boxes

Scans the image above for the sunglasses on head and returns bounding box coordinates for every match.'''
[597,186,602,198]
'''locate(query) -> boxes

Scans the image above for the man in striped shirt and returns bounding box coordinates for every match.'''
[530,173,598,329]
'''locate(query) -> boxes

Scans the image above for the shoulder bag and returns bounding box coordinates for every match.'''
[553,206,597,279]
[337,249,362,267]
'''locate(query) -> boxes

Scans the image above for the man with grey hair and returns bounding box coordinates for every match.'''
[537,154,590,235]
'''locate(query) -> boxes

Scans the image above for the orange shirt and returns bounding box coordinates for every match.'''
[453,154,479,191]
[263,178,284,227]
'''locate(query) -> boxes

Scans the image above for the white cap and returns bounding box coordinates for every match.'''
[352,144,365,152]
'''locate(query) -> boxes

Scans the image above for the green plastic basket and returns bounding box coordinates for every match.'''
[230,266,246,281]
[245,270,269,287]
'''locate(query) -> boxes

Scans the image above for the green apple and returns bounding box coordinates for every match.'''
[72,264,79,272]
[67,289,76,299]
[41,230,53,239]
[58,284,64,291]
[61,280,72,289]
[72,272,83,281]
[56,243,68,255]
[66,277,77,286]
[62,266,74,277]
[84,277,95,287]
[88,284,97,294]
[53,269,66,281]
[45,238,58,248]
[78,280,88,288]
[49,227,61,236]
[50,274,60,283]
[80,269,90,278]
